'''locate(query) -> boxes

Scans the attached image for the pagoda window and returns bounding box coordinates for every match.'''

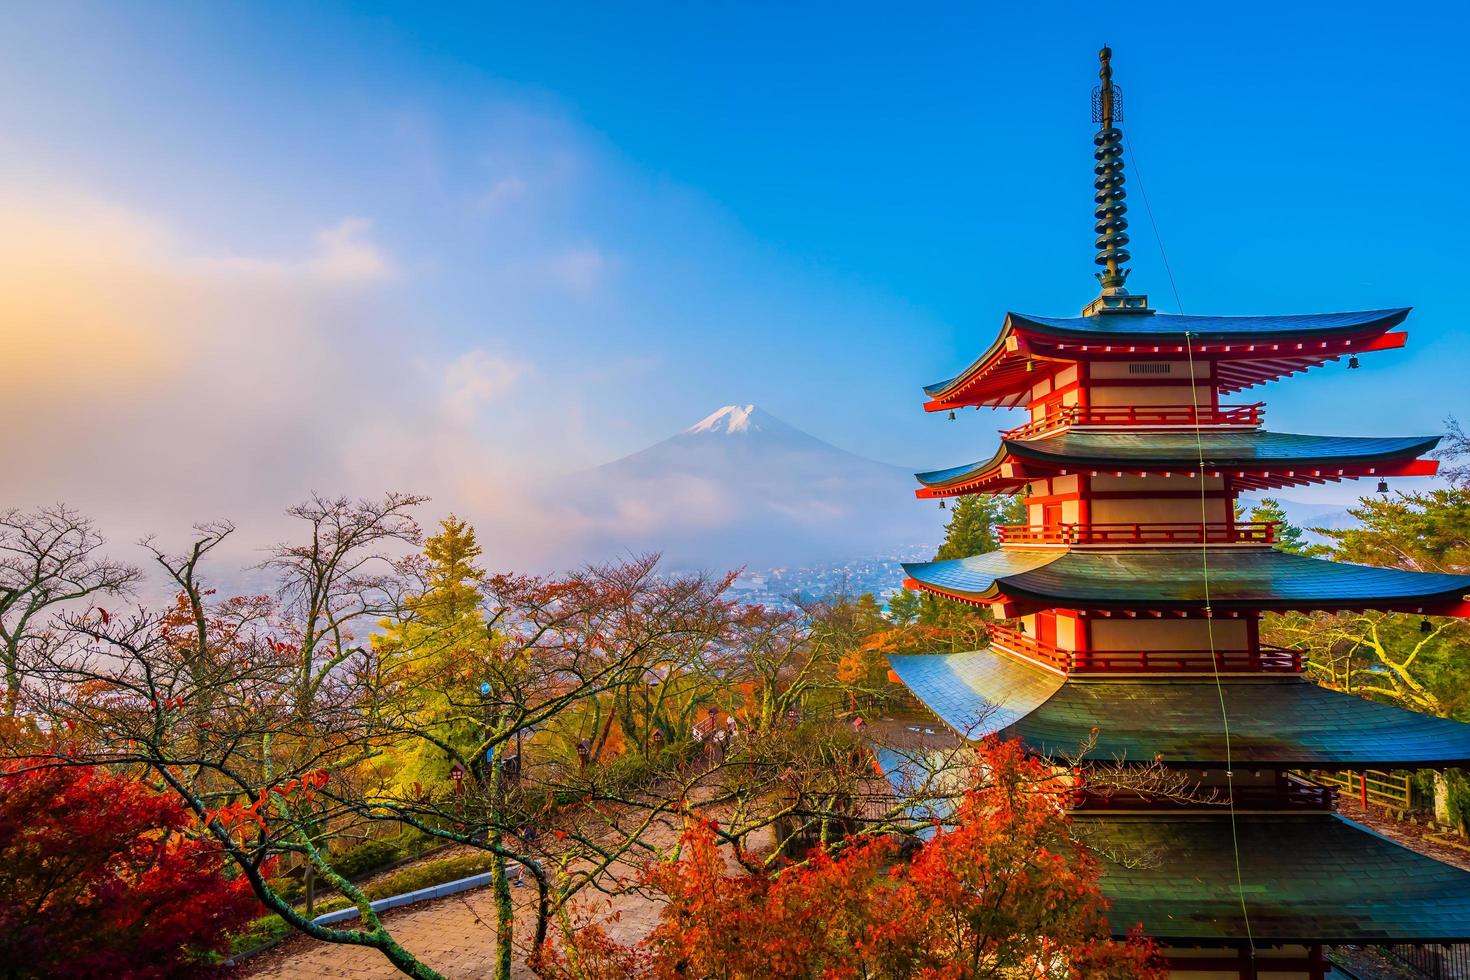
[1127,362,1174,375]
[1088,360,1206,381]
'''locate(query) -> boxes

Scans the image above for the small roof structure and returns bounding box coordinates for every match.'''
[924,308,1410,410]
[887,648,1470,767]
[901,547,1470,615]
[1083,812,1470,943]
[915,430,1440,496]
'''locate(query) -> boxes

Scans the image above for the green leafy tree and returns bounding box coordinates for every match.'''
[1261,486,1470,827]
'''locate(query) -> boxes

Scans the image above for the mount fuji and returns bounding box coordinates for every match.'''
[539,405,943,570]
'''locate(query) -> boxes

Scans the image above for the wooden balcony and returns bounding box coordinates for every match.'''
[1001,402,1264,441]
[997,521,1276,547]
[987,623,1302,675]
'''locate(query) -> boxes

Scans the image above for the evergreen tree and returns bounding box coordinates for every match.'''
[933,494,1025,561]
[374,514,495,791]
[1243,497,1326,556]
[886,587,921,626]
[920,494,1023,642]
[416,514,486,624]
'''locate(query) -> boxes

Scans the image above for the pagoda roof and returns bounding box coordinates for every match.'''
[901,547,1470,615]
[1083,812,1470,943]
[1008,307,1409,342]
[923,307,1410,409]
[887,648,1470,767]
[915,430,1440,495]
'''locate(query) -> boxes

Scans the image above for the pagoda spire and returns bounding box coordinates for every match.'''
[1083,46,1150,315]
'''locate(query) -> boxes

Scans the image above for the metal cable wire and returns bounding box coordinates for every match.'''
[1123,131,1184,317]
[1123,124,1258,954]
[1184,335,1257,957]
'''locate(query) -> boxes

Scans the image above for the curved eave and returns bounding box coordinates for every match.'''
[921,325,1064,412]
[1005,431,1442,470]
[923,308,1411,409]
[914,445,1020,496]
[1011,306,1410,343]
[916,431,1443,497]
[888,648,1470,768]
[904,548,1470,616]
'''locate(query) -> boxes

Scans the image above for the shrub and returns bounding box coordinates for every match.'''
[364,853,496,899]
[0,761,260,977]
[331,838,402,880]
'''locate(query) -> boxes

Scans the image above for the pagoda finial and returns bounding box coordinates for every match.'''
[1083,46,1150,316]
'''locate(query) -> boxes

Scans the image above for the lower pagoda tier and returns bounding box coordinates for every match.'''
[1083,812,1470,945]
[888,648,1470,767]
[902,546,1470,615]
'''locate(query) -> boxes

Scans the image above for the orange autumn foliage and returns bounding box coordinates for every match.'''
[537,738,1161,979]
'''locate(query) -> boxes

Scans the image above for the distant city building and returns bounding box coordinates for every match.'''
[886,46,1470,979]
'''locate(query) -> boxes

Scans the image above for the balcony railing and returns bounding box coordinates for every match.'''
[1002,403,1264,441]
[987,623,1302,675]
[998,521,1276,547]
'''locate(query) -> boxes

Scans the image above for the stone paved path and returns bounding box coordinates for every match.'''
[242,880,665,979]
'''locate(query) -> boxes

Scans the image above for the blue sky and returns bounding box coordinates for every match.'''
[1,1,1466,555]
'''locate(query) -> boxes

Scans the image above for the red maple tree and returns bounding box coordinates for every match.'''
[538,737,1161,979]
[0,760,259,978]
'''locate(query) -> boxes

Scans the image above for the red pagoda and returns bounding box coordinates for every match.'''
[888,47,1470,979]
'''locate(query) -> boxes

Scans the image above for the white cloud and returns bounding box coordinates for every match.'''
[309,217,396,281]
[440,349,529,424]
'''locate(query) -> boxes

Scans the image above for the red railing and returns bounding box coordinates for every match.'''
[1002,403,1264,440]
[987,623,1301,675]
[997,521,1276,546]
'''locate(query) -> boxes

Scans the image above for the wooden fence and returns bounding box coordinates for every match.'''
[1307,770,1414,812]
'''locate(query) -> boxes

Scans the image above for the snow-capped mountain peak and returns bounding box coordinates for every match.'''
[687,404,765,435]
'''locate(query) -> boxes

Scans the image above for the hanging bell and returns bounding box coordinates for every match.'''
[1025,360,1036,373]
[1377,479,1389,494]
[939,499,947,509]
[1017,621,1027,634]
[947,410,956,421]
[1421,618,1434,634]
[1348,354,1360,370]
